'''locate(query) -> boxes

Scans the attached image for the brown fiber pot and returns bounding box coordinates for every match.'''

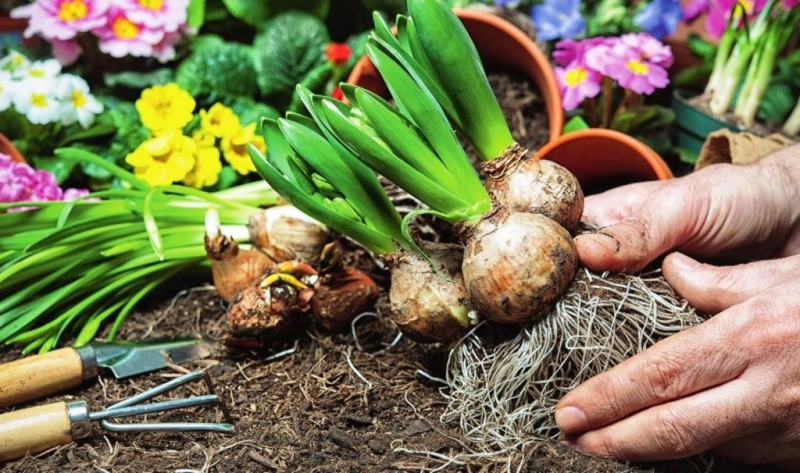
[536,129,673,195]
[0,133,25,164]
[345,8,564,144]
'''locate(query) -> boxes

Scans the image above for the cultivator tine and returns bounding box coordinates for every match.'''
[95,370,236,434]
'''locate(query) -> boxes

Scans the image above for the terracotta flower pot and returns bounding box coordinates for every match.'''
[536,129,673,195]
[345,8,564,144]
[0,133,24,163]
[671,88,741,155]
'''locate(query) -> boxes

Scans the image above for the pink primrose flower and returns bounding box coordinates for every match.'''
[50,38,82,65]
[555,60,602,111]
[112,0,189,33]
[93,7,164,58]
[553,37,616,68]
[11,0,110,41]
[706,0,767,38]
[619,33,674,69]
[602,44,670,95]
[0,153,90,211]
[151,30,183,63]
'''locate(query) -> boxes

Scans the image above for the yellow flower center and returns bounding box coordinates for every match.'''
[58,0,88,22]
[29,69,45,78]
[31,93,48,108]
[71,90,86,109]
[138,0,163,10]
[564,67,588,87]
[112,17,140,39]
[626,60,649,75]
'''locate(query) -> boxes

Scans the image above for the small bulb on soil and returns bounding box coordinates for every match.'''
[312,266,380,333]
[384,242,477,343]
[248,206,330,264]
[461,211,577,324]
[205,209,275,302]
[484,144,584,232]
[226,280,313,349]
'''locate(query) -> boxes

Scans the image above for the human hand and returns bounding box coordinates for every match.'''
[555,252,800,470]
[575,146,800,273]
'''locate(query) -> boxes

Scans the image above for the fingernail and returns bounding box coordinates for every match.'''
[555,406,589,434]
[670,253,699,271]
[592,232,620,254]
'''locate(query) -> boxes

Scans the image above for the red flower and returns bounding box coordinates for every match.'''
[326,42,351,65]
[331,86,345,102]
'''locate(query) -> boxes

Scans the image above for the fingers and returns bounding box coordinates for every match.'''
[566,379,766,462]
[663,253,800,314]
[581,180,667,228]
[555,313,749,436]
[575,205,688,273]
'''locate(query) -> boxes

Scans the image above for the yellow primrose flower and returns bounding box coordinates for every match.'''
[200,103,240,139]
[125,131,197,187]
[222,122,263,176]
[183,130,222,189]
[135,83,196,135]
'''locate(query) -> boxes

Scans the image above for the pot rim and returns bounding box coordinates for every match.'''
[0,133,25,164]
[345,8,564,144]
[536,128,674,181]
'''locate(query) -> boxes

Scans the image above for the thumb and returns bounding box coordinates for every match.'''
[574,210,683,273]
[663,252,800,314]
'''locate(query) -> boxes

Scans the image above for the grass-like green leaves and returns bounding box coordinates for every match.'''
[250,97,410,256]
[378,0,514,161]
[1,149,279,353]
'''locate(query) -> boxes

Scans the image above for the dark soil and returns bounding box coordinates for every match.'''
[0,284,775,473]
[687,94,787,138]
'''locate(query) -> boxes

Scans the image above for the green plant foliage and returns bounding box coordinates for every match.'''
[176,42,258,99]
[220,0,329,27]
[224,96,280,128]
[253,12,330,101]
[103,69,175,91]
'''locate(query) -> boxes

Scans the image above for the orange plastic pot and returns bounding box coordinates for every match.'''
[0,133,24,164]
[536,129,673,195]
[345,8,564,144]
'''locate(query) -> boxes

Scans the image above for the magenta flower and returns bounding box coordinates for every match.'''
[619,33,674,69]
[552,37,615,68]
[113,0,189,33]
[93,7,164,58]
[151,31,183,62]
[0,153,90,212]
[555,60,602,111]
[706,0,767,38]
[683,0,709,20]
[11,0,110,41]
[603,45,670,95]
[50,38,82,65]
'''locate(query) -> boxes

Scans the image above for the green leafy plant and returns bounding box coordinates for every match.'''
[0,148,279,353]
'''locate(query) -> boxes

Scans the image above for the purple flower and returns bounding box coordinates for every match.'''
[683,0,709,20]
[530,0,585,42]
[634,0,683,40]
[0,153,89,212]
[555,60,602,111]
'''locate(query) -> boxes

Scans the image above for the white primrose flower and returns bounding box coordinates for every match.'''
[0,70,14,112]
[56,74,104,129]
[0,51,31,76]
[18,59,61,83]
[12,79,62,125]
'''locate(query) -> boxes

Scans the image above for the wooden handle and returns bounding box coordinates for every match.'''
[0,402,73,462]
[0,348,84,408]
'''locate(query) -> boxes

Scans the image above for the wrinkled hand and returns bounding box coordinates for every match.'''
[556,146,800,471]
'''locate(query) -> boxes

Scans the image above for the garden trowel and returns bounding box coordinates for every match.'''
[0,337,214,408]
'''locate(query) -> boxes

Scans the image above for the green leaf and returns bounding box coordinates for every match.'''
[187,0,206,29]
[103,69,174,90]
[676,147,699,165]
[407,0,513,160]
[31,156,78,185]
[253,12,330,100]
[563,116,590,134]
[687,34,719,60]
[366,45,487,206]
[320,99,475,220]
[220,0,269,26]
[224,96,279,127]
[175,42,258,98]
[759,82,795,123]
